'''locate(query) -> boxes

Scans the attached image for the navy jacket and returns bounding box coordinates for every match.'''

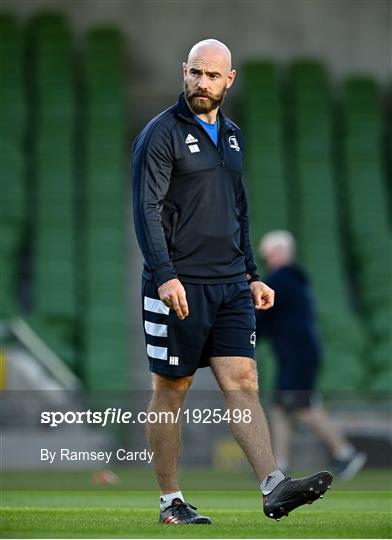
[256,265,322,366]
[132,93,259,287]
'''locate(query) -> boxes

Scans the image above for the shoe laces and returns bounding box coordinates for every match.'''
[170,498,198,520]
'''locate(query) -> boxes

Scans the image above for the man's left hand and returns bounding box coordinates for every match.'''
[249,281,275,310]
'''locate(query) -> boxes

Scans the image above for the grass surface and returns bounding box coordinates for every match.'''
[2,489,392,538]
[2,467,391,491]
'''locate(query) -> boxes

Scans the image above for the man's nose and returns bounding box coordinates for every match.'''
[197,74,208,90]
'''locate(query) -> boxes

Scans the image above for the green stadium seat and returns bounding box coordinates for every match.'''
[242,61,289,243]
[0,16,25,318]
[81,26,128,390]
[341,76,390,380]
[288,60,364,390]
[28,14,77,367]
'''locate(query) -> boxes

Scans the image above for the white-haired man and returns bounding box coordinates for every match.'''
[257,230,366,479]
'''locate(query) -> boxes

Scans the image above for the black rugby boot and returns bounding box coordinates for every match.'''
[263,471,333,520]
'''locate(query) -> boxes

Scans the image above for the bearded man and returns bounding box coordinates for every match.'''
[132,39,333,525]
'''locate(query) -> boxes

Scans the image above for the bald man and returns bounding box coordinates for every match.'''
[132,40,332,525]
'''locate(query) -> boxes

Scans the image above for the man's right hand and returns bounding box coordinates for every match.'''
[158,279,189,320]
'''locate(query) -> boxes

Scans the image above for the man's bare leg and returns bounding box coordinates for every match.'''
[210,356,277,482]
[147,373,192,494]
[271,405,293,472]
[296,405,351,457]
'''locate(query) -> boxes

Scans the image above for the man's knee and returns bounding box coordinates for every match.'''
[295,407,314,424]
[221,359,259,392]
[152,373,193,392]
[150,373,192,411]
[237,365,259,391]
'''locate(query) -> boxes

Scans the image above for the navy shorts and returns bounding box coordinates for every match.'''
[272,341,321,411]
[273,389,319,411]
[141,279,256,377]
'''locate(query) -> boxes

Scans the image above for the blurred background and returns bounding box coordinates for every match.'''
[1,0,391,486]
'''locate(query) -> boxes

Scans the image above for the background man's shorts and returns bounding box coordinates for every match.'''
[273,389,320,412]
[141,279,256,377]
[273,350,320,412]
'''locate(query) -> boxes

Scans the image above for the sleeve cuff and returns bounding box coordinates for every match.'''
[247,273,261,284]
[154,267,178,288]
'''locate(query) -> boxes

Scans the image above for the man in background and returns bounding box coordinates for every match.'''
[256,230,366,480]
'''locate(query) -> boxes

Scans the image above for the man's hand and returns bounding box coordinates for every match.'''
[250,281,275,310]
[158,278,189,320]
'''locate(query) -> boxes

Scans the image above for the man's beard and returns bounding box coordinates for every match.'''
[184,81,226,114]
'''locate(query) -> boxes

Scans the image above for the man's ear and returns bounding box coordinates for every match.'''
[182,62,187,80]
[226,69,237,89]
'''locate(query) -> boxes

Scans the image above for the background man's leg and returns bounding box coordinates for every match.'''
[271,405,293,472]
[147,373,193,494]
[296,405,352,457]
[210,356,277,482]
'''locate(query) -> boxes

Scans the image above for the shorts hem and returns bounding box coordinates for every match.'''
[149,364,198,378]
[209,348,256,360]
[273,390,318,411]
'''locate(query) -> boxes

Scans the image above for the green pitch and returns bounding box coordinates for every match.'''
[2,470,392,538]
[2,489,391,538]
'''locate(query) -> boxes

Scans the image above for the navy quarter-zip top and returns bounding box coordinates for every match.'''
[132,93,260,287]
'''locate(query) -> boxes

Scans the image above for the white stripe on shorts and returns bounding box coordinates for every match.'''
[144,296,170,315]
[147,344,168,361]
[144,321,168,338]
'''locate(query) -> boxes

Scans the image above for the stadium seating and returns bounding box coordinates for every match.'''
[83,28,129,390]
[268,60,363,389]
[0,16,26,318]
[0,12,389,393]
[28,14,77,367]
[242,61,289,390]
[341,77,391,390]
[243,61,289,245]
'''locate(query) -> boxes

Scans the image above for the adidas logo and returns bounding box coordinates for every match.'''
[185,133,198,144]
[264,475,274,486]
